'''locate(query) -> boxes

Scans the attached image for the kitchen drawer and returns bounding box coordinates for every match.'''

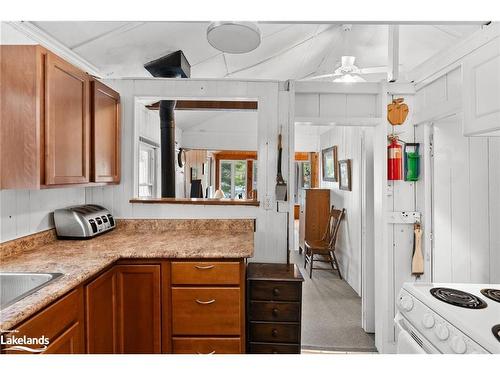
[172,287,241,335]
[173,337,242,354]
[249,342,300,354]
[249,301,300,322]
[249,322,300,344]
[171,261,241,285]
[250,281,301,302]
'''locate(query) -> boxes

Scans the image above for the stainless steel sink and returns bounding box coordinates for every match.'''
[0,272,63,310]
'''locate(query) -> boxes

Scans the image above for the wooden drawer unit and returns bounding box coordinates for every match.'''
[171,261,240,285]
[247,263,304,354]
[173,337,241,354]
[1,288,85,354]
[172,287,241,335]
[249,342,301,354]
[250,322,300,343]
[250,281,301,302]
[249,301,300,322]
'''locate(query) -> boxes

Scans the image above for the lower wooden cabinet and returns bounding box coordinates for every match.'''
[1,288,85,354]
[115,265,161,354]
[85,264,161,354]
[85,267,118,353]
[171,260,246,354]
[3,259,244,355]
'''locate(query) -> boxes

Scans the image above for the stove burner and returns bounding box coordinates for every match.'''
[481,289,500,303]
[493,325,500,343]
[430,288,488,309]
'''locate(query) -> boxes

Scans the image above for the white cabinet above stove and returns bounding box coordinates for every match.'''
[463,36,500,137]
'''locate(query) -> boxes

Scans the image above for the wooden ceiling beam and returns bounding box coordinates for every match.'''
[146,100,258,111]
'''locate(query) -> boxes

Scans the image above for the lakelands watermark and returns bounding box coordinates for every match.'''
[1,329,49,353]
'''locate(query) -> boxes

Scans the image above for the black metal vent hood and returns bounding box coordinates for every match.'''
[144,51,191,198]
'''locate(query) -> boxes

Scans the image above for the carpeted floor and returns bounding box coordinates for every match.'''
[290,249,376,352]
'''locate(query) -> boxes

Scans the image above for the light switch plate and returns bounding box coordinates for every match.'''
[263,195,273,210]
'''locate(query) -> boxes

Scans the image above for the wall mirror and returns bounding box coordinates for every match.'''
[134,98,258,203]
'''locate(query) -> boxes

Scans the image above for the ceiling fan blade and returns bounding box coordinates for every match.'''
[359,66,388,74]
[302,73,336,80]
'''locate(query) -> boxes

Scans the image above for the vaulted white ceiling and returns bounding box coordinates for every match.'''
[31,21,480,81]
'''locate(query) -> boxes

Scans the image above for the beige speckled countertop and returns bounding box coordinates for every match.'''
[0,219,254,331]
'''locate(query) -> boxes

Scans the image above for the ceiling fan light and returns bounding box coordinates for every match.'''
[207,21,261,54]
[333,74,366,83]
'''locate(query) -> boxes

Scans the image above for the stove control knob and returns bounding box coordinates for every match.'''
[400,296,414,312]
[435,324,449,341]
[422,313,435,329]
[450,336,467,354]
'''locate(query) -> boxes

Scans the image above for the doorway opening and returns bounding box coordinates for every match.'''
[291,123,376,352]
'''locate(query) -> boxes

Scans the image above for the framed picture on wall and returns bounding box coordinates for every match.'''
[338,159,352,191]
[322,146,338,182]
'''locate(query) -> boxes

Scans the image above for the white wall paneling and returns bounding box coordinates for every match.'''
[0,188,85,242]
[414,67,462,124]
[319,126,366,295]
[86,78,291,263]
[432,115,500,283]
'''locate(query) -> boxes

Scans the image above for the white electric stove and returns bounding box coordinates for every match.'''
[396,283,500,354]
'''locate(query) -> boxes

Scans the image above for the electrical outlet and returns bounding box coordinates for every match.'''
[263,195,273,210]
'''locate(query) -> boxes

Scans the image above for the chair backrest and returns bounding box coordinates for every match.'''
[322,206,346,249]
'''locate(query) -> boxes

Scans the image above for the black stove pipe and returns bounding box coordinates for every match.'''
[159,100,176,198]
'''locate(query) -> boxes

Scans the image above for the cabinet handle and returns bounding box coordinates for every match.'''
[272,308,279,316]
[195,298,216,305]
[195,265,215,270]
[272,329,279,337]
[272,288,280,296]
[196,350,216,355]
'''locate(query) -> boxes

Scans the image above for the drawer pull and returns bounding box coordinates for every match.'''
[195,298,216,305]
[272,308,279,316]
[194,265,215,270]
[272,288,280,296]
[196,350,216,355]
[272,329,278,337]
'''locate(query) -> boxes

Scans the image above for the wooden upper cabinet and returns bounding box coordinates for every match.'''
[45,52,90,185]
[0,45,45,189]
[91,80,121,183]
[0,45,121,189]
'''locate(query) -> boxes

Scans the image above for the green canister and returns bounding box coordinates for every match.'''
[404,143,420,182]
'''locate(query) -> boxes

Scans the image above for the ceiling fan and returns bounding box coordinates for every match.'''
[304,55,388,82]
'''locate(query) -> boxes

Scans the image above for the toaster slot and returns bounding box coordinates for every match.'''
[88,219,98,234]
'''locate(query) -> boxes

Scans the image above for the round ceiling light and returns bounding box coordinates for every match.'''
[207,22,261,54]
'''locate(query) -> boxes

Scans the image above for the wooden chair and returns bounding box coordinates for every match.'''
[304,206,345,279]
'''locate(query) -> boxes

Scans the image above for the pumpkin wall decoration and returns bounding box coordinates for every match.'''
[387,98,409,126]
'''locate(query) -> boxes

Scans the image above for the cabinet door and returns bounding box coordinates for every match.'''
[463,37,500,136]
[92,80,121,182]
[115,265,161,353]
[85,267,119,353]
[45,52,90,184]
[43,322,84,354]
[1,288,84,354]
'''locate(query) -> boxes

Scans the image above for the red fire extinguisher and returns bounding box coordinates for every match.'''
[388,136,403,180]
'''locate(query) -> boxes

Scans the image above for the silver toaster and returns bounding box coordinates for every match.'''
[54,204,116,239]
